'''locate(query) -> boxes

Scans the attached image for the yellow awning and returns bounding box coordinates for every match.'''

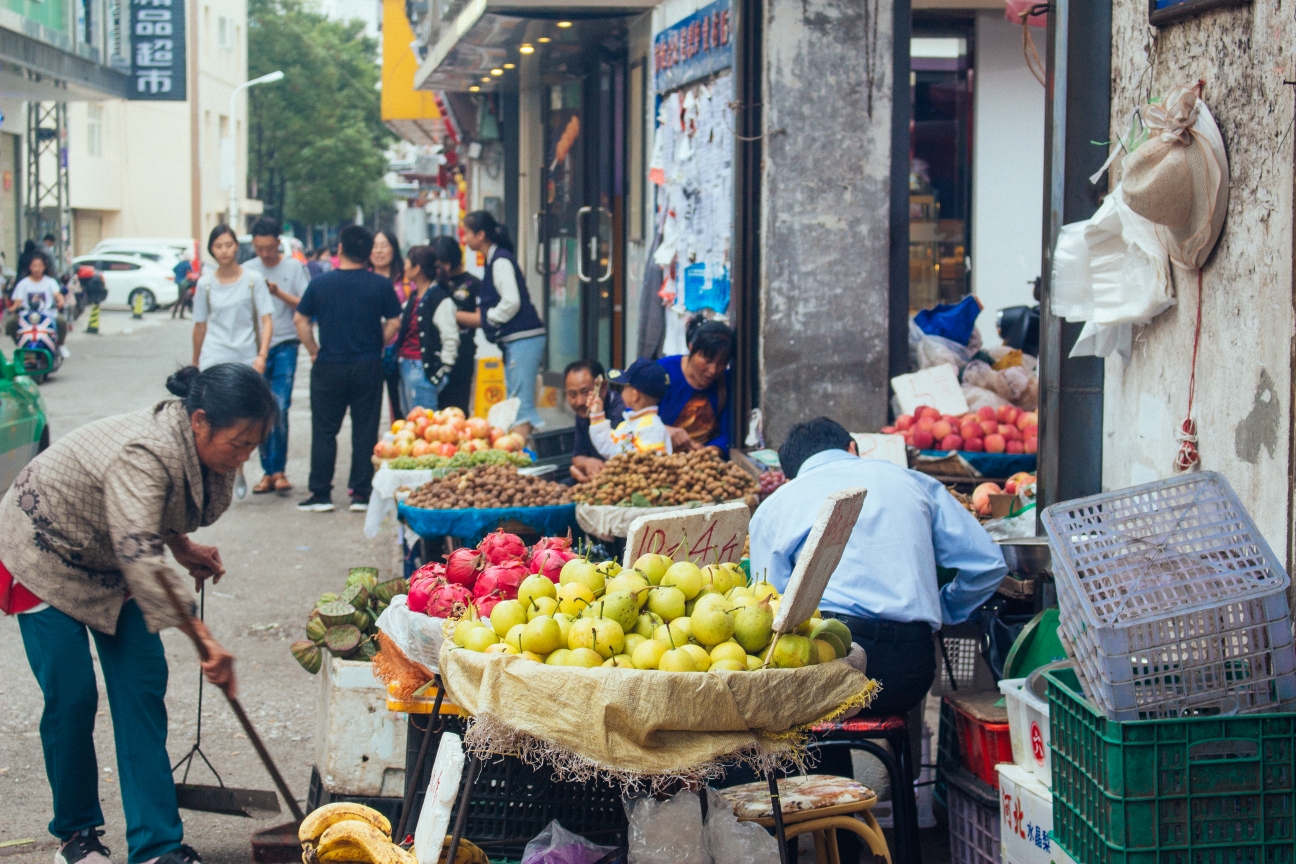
[382,0,447,145]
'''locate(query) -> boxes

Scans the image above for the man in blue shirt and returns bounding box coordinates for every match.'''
[750,416,1007,716]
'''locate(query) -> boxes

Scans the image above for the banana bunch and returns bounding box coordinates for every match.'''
[299,803,411,864]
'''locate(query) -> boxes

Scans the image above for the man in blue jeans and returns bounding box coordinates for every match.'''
[243,217,310,493]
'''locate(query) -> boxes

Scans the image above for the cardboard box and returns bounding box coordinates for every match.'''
[997,764,1053,864]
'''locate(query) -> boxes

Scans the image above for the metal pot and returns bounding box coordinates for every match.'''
[997,536,1052,577]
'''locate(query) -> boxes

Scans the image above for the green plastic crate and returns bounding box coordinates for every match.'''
[1045,666,1296,864]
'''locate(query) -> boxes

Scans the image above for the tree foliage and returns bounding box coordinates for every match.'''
[248,0,391,226]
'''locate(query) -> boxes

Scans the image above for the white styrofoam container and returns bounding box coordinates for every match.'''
[997,764,1053,864]
[998,677,1052,787]
[314,657,407,797]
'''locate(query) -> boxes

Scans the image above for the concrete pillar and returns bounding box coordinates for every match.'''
[760,0,896,445]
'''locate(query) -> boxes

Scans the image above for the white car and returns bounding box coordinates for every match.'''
[72,253,179,311]
[92,237,194,258]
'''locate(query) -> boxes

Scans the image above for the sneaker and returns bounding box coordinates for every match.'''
[349,496,369,512]
[297,494,334,512]
[56,829,111,864]
[141,844,202,864]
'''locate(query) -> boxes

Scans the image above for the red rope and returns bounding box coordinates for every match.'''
[1174,270,1203,472]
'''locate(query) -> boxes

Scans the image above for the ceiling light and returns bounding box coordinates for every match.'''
[481,76,491,82]
[503,63,515,69]
[538,36,551,42]
[469,85,480,92]
[519,43,534,53]
[557,20,572,27]
[490,68,503,76]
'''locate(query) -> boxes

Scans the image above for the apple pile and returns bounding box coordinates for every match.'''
[970,471,1036,517]
[882,404,1038,455]
[449,552,852,673]
[373,406,524,462]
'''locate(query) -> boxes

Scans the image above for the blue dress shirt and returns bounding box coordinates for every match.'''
[749,449,1008,629]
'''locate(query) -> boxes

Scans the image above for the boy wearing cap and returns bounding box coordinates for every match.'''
[586,358,673,457]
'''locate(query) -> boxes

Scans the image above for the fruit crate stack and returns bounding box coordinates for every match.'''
[935,698,1003,864]
[1041,472,1296,720]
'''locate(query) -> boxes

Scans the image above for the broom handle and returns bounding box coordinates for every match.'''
[156,573,307,821]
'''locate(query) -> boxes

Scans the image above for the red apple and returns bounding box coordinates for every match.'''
[997,423,1015,437]
[981,420,998,437]
[902,432,914,447]
[920,406,942,420]
[1017,411,1038,431]
[984,434,1007,454]
[913,405,933,419]
[1024,436,1038,454]
[972,482,1003,516]
[941,414,960,426]
[963,437,984,452]
[1006,440,1025,455]
[916,417,936,433]
[932,420,953,440]
[959,422,982,441]
[896,414,915,431]
[939,434,963,452]
[997,405,1020,425]
[978,406,997,422]
[880,426,898,435]
[1005,479,1019,494]
[911,430,935,449]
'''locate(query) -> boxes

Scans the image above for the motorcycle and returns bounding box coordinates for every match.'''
[14,297,63,383]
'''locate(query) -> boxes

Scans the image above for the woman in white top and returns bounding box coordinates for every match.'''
[7,251,66,343]
[191,225,274,372]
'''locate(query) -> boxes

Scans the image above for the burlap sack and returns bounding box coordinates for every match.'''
[439,642,879,790]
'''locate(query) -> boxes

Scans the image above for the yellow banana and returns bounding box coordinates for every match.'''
[298,802,392,848]
[317,821,411,864]
[438,837,489,864]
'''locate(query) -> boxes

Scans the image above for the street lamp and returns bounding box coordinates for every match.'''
[224,70,285,229]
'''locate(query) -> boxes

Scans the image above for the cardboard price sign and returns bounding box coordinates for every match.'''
[890,364,970,417]
[623,501,750,567]
[772,487,866,633]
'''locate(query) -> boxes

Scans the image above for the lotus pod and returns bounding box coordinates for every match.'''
[372,578,408,606]
[317,602,357,627]
[359,637,378,661]
[341,583,369,611]
[292,640,323,674]
[315,592,340,608]
[305,617,328,644]
[346,567,380,591]
[352,608,373,632]
[323,624,362,655]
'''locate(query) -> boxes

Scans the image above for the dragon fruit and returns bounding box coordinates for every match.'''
[473,559,528,602]
[444,547,485,588]
[475,592,504,618]
[423,579,473,619]
[529,546,574,583]
[528,533,574,560]
[410,562,446,585]
[479,530,527,566]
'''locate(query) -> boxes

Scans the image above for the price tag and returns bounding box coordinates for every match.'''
[622,501,750,568]
[891,364,969,417]
[851,433,908,467]
[772,487,867,633]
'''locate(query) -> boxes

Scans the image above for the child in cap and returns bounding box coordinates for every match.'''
[586,358,673,457]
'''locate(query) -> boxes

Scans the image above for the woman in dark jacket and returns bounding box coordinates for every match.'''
[394,245,460,414]
[430,236,480,412]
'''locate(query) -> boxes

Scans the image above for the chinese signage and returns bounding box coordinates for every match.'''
[129,0,186,101]
[653,0,732,93]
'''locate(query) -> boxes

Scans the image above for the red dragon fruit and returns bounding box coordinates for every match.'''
[410,562,446,585]
[422,579,473,619]
[529,546,574,583]
[475,592,503,618]
[478,530,527,566]
[444,547,485,589]
[407,578,433,614]
[472,559,528,602]
[528,533,574,561]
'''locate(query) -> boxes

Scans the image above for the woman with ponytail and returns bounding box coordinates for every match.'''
[461,210,547,437]
[0,364,277,864]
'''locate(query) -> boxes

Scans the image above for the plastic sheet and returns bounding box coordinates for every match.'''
[521,820,618,864]
[375,594,447,674]
[626,790,709,864]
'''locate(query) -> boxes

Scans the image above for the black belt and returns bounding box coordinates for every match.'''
[825,613,932,644]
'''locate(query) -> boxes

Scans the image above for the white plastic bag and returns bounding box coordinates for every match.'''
[626,789,709,864]
[1085,190,1174,326]
[1050,221,1093,321]
[414,732,465,863]
[704,787,780,864]
[375,595,446,673]
[1069,320,1132,361]
[521,820,618,864]
[961,383,1010,412]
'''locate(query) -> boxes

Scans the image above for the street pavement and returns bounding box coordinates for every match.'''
[0,311,400,863]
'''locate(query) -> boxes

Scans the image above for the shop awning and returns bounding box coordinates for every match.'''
[413,0,652,93]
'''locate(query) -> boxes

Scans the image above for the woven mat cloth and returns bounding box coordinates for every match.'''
[439,642,878,791]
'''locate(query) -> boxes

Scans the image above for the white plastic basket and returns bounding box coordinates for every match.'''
[1044,472,1296,720]
[998,677,1051,786]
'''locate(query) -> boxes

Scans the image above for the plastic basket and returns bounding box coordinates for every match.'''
[1043,472,1296,719]
[1045,665,1296,864]
[947,771,1001,864]
[951,701,1014,789]
[999,677,1052,785]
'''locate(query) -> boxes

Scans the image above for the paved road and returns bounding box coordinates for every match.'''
[0,311,400,863]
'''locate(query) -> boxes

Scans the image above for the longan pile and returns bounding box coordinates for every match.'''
[572,449,757,506]
[404,465,572,510]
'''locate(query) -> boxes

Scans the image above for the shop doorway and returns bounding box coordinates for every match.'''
[539,53,626,374]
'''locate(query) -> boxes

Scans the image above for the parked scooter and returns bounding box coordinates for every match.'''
[14,296,63,383]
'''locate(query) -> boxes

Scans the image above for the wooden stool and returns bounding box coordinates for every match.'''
[719,775,892,864]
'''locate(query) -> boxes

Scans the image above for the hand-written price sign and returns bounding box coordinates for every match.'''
[772,487,866,634]
[890,364,969,417]
[623,501,750,568]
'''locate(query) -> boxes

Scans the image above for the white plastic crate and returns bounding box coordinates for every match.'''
[997,678,1051,786]
[947,780,999,864]
[1043,472,1296,719]
[997,764,1054,864]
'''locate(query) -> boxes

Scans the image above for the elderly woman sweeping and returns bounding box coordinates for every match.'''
[0,363,278,864]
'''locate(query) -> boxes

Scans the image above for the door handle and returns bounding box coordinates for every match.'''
[597,207,613,283]
[575,206,592,283]
[534,212,544,276]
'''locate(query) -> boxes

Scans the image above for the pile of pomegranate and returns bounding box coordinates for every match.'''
[405,530,578,619]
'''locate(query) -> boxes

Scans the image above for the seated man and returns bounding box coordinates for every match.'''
[563,359,624,483]
[750,416,1007,716]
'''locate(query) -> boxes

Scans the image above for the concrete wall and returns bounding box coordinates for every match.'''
[1103,0,1294,556]
[970,11,1044,347]
[760,0,894,444]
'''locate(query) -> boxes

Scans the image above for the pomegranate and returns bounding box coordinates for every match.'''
[479,530,527,565]
[530,546,573,583]
[473,560,528,601]
[444,548,485,588]
[423,579,473,619]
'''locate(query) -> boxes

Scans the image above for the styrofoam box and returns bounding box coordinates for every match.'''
[314,657,407,797]
[998,678,1051,787]
[997,764,1053,864]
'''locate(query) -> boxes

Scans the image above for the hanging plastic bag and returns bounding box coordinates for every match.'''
[626,789,709,864]
[1069,320,1132,361]
[1050,221,1092,321]
[522,820,618,864]
[704,787,780,864]
[1085,189,1174,326]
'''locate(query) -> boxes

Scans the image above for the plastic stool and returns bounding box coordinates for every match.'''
[719,775,890,864]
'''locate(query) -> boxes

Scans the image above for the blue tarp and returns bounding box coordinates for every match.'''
[920,450,1036,479]
[398,502,578,545]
